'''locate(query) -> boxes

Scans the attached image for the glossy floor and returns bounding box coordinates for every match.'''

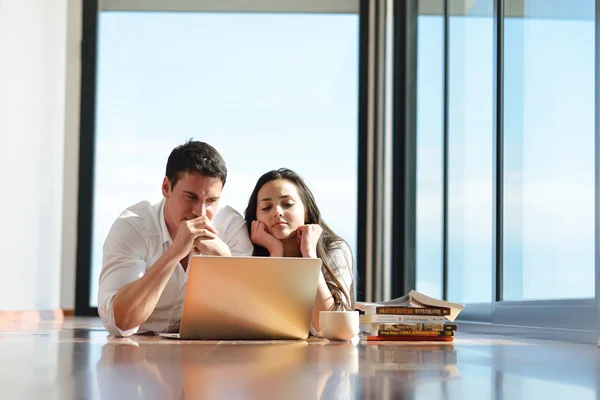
[0,318,598,399]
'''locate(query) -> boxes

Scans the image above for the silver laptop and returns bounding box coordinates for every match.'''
[159,256,322,340]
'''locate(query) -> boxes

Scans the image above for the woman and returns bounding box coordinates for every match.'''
[244,168,354,333]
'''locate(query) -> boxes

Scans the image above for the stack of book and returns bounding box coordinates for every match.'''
[355,290,464,342]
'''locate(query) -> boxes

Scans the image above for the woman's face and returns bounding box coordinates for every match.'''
[256,179,306,240]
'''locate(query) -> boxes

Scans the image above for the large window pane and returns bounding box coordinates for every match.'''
[416,1,445,299]
[90,11,359,307]
[502,1,595,300]
[447,1,494,303]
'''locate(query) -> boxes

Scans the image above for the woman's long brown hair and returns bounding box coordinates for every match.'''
[244,168,354,311]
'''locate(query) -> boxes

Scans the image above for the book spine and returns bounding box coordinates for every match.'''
[367,307,451,316]
[423,323,457,332]
[362,315,446,324]
[377,330,454,337]
[360,323,458,336]
[366,335,454,342]
[375,323,457,331]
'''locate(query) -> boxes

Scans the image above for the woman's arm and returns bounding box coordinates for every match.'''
[311,272,337,331]
[309,242,354,331]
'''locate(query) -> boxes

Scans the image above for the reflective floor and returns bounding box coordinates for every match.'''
[0,318,599,399]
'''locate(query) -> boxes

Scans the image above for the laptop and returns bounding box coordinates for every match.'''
[159,256,322,340]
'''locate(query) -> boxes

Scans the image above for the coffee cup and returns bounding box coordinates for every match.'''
[318,311,359,341]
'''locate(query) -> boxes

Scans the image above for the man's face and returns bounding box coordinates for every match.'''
[162,171,223,234]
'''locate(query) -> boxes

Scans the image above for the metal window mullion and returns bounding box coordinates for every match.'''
[442,0,449,301]
[99,0,360,13]
[390,0,418,298]
[361,0,377,303]
[492,0,505,306]
[374,0,387,302]
[381,0,395,302]
[594,0,600,325]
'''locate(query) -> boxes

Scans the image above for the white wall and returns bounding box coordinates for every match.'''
[0,0,70,310]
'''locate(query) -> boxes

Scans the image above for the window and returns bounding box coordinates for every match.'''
[416,0,445,299]
[88,10,359,307]
[446,0,494,303]
[502,0,595,301]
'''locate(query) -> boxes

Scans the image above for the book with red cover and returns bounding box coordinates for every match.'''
[366,335,454,342]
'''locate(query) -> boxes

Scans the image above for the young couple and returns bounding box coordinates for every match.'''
[98,140,354,337]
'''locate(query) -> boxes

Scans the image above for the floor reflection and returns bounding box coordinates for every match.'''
[96,338,460,399]
[97,339,360,399]
[6,319,600,400]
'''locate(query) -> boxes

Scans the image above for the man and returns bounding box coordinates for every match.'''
[98,140,253,337]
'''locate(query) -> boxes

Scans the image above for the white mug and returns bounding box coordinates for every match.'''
[318,311,360,341]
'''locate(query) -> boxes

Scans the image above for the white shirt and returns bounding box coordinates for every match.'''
[97,199,253,337]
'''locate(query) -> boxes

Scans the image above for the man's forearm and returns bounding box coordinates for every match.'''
[112,248,182,331]
[211,244,231,256]
[195,237,232,256]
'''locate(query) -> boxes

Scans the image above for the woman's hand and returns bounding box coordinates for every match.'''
[251,220,284,257]
[297,224,323,258]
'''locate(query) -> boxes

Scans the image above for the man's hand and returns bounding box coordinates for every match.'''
[193,236,232,256]
[251,220,283,257]
[297,224,322,258]
[111,216,227,333]
[170,216,217,259]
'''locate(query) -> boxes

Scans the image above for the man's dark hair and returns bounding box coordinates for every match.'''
[165,140,227,189]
